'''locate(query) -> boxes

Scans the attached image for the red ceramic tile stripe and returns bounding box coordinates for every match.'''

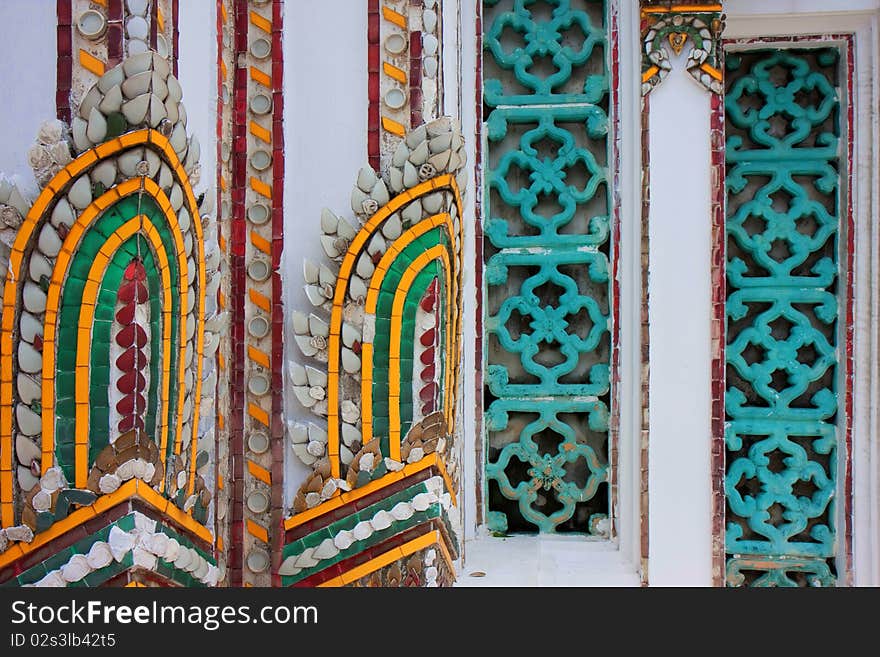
[410,28,422,128]
[843,33,856,587]
[172,0,180,76]
[291,521,439,587]
[227,0,251,588]
[709,87,726,588]
[56,0,73,124]
[284,466,435,543]
[108,0,123,67]
[640,93,651,584]
[150,0,159,51]
[608,1,622,549]
[214,0,225,563]
[367,0,380,170]
[269,0,285,586]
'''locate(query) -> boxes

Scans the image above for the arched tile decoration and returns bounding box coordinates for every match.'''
[284,117,466,587]
[0,48,224,587]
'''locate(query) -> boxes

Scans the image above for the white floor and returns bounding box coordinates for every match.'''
[454,533,641,587]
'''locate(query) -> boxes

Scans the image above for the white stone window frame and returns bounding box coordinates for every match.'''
[724,0,880,587]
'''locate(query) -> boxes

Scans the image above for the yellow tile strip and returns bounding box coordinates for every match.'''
[247,459,272,485]
[249,121,271,145]
[700,63,722,81]
[247,519,269,544]
[249,289,271,312]
[283,452,456,531]
[325,175,461,481]
[361,214,455,448]
[250,230,272,255]
[157,7,165,32]
[642,65,660,83]
[0,479,214,570]
[78,49,106,77]
[381,117,407,137]
[388,247,452,459]
[250,177,272,199]
[319,530,450,587]
[250,66,272,88]
[248,345,270,369]
[73,214,176,489]
[248,402,270,427]
[382,62,407,84]
[250,10,271,33]
[641,4,722,14]
[381,6,408,29]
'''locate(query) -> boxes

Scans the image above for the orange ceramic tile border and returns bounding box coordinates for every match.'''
[326,175,459,480]
[246,519,269,544]
[641,4,722,14]
[249,288,271,312]
[0,128,207,524]
[250,66,272,88]
[318,530,450,586]
[361,213,455,446]
[247,345,270,369]
[283,452,456,531]
[73,215,176,489]
[643,65,660,83]
[381,116,406,137]
[387,247,452,458]
[0,478,214,570]
[249,10,271,33]
[43,177,189,491]
[0,131,148,524]
[381,6,407,30]
[249,121,271,145]
[250,176,272,199]
[78,49,106,77]
[382,62,407,84]
[700,63,722,81]
[247,459,271,485]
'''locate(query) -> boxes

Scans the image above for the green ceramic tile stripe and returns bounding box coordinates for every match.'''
[371,227,452,448]
[90,236,162,462]
[724,48,842,584]
[483,0,611,534]
[8,512,215,588]
[53,195,181,481]
[281,480,458,585]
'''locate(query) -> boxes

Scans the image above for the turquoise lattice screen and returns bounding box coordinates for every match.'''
[724,46,845,586]
[482,0,612,535]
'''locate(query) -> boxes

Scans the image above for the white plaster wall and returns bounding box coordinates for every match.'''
[647,57,713,587]
[176,0,217,198]
[0,0,57,195]
[282,0,369,501]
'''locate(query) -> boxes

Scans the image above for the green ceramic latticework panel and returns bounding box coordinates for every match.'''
[724,47,843,586]
[54,195,181,481]
[483,0,610,534]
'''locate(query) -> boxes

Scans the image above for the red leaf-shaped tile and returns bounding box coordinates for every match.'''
[419,382,438,403]
[421,402,435,416]
[116,370,147,394]
[124,259,146,281]
[116,393,147,415]
[117,414,146,433]
[115,301,136,325]
[115,323,147,349]
[118,280,148,304]
[419,328,436,347]
[420,363,436,382]
[420,348,434,366]
[115,349,146,372]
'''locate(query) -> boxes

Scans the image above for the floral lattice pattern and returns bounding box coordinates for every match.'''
[724,48,842,585]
